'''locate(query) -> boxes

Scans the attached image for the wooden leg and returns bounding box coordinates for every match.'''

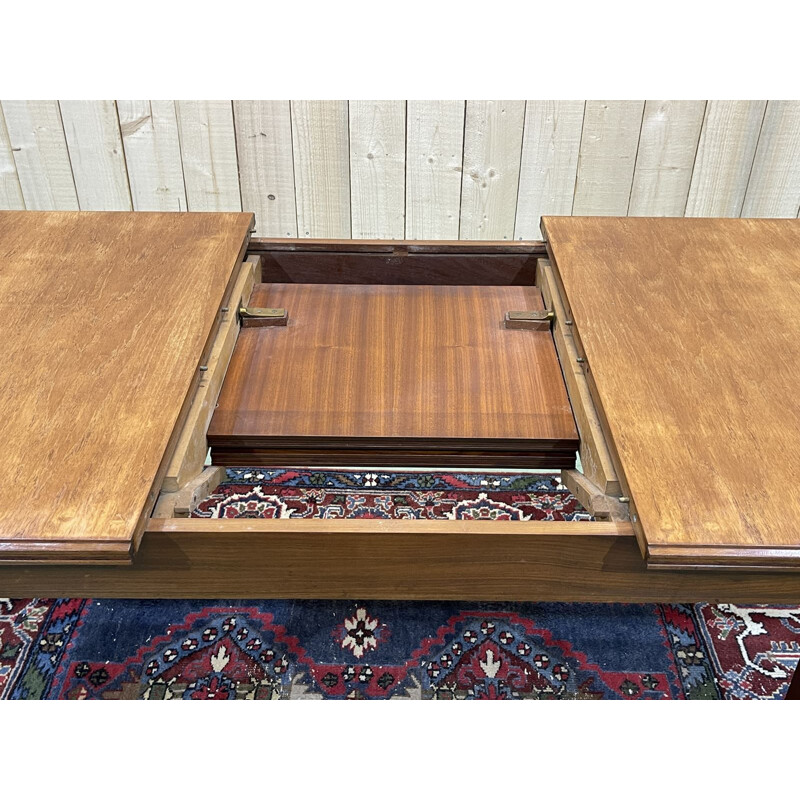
[786,663,800,699]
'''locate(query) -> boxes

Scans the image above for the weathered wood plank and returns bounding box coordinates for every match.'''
[233,100,297,237]
[0,100,78,210]
[572,100,645,215]
[0,104,24,209]
[628,100,706,216]
[349,100,406,239]
[515,100,584,239]
[405,100,465,239]
[117,100,187,212]
[459,100,526,240]
[290,100,350,238]
[685,100,767,217]
[175,100,242,212]
[741,100,800,218]
[60,100,132,211]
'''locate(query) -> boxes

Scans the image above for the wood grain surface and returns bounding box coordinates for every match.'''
[161,256,260,493]
[4,517,800,601]
[405,101,465,240]
[542,216,800,568]
[0,104,25,210]
[349,101,406,239]
[514,101,585,238]
[536,259,620,495]
[0,211,253,562]
[233,101,297,237]
[459,100,526,240]
[60,101,132,211]
[290,101,351,238]
[209,283,578,465]
[255,251,537,286]
[117,100,188,212]
[685,101,767,217]
[1,101,79,210]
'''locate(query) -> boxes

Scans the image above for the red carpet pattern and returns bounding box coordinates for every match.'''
[192,468,592,521]
[2,470,797,699]
[2,598,798,699]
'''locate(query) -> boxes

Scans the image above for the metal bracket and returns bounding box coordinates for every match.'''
[503,309,554,331]
[238,306,288,327]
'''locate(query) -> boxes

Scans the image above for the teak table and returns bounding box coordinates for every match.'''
[2,212,800,609]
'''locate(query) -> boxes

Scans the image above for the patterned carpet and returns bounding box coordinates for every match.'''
[2,469,798,699]
[192,468,592,521]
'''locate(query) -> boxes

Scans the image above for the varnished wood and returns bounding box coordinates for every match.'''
[161,256,260,493]
[4,517,800,601]
[150,518,628,536]
[542,216,800,569]
[787,666,800,699]
[210,447,578,469]
[247,238,542,286]
[254,252,538,286]
[248,239,543,286]
[536,259,620,496]
[0,211,253,563]
[209,283,578,467]
[248,238,547,254]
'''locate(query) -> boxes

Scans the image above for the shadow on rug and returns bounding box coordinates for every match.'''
[2,470,797,699]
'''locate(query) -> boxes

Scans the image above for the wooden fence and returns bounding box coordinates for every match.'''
[1,101,798,238]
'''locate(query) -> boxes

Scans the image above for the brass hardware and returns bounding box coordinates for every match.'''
[238,306,288,328]
[503,309,555,331]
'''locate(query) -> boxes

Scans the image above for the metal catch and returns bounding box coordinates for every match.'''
[503,309,555,331]
[238,306,289,327]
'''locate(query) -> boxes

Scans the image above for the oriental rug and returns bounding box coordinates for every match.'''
[2,469,798,699]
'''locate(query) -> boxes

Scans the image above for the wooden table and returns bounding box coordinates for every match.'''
[1,214,800,618]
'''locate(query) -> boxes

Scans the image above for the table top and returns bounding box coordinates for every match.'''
[0,211,253,563]
[209,283,578,451]
[542,216,800,568]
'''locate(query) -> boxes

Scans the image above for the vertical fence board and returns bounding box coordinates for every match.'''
[1,100,78,210]
[6,98,797,231]
[514,100,584,238]
[572,100,645,215]
[405,100,465,240]
[459,100,526,240]
[741,101,800,218]
[234,100,297,237]
[0,105,24,209]
[628,100,706,216]
[349,100,406,239]
[685,100,767,217]
[290,100,351,238]
[175,100,241,212]
[60,100,132,211]
[117,100,186,212]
